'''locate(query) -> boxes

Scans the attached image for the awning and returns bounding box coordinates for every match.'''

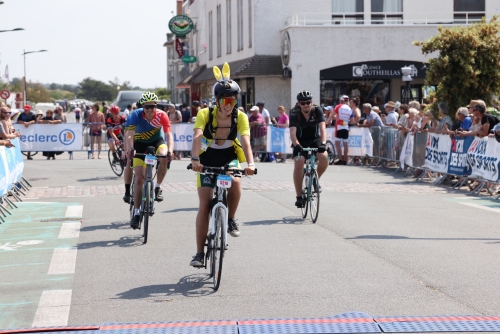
[176,64,207,88]
[192,55,283,83]
[176,83,191,89]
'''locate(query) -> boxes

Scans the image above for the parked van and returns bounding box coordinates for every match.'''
[113,91,144,112]
[35,103,56,117]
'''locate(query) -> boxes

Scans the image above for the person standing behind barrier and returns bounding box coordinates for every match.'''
[360,104,383,128]
[54,106,67,123]
[17,105,37,160]
[0,108,21,141]
[272,106,289,163]
[257,101,270,125]
[454,107,472,132]
[167,104,183,160]
[349,98,361,125]
[249,106,266,162]
[329,96,353,165]
[74,107,81,123]
[382,101,398,127]
[431,102,452,134]
[39,110,63,159]
[459,104,498,138]
[123,105,132,119]
[83,105,90,123]
[89,103,105,159]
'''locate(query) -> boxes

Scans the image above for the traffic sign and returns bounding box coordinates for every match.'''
[0,89,10,100]
[182,55,197,63]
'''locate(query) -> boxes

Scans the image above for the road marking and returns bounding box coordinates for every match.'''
[58,222,81,239]
[65,205,83,218]
[32,290,72,327]
[48,248,77,275]
[458,201,500,214]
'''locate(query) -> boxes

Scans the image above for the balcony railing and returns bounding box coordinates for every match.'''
[285,12,485,27]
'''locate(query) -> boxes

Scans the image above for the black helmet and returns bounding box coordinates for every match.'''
[213,80,241,99]
[192,100,200,106]
[297,90,312,101]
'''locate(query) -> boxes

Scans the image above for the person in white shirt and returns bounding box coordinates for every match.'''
[382,101,398,127]
[123,105,132,119]
[257,101,270,125]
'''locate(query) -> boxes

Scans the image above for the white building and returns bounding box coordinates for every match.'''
[169,0,499,116]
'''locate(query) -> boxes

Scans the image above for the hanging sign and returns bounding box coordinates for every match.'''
[169,15,194,37]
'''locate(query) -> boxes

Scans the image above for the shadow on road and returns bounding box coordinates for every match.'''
[115,274,215,299]
[77,235,144,249]
[347,235,500,243]
[244,216,307,226]
[77,176,120,182]
[162,207,198,213]
[80,221,129,232]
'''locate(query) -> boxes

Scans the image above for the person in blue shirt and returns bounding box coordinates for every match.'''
[456,107,472,131]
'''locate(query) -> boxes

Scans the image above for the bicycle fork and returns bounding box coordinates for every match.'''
[210,202,228,248]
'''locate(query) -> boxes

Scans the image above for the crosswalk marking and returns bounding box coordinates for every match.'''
[32,290,72,327]
[58,222,81,239]
[48,248,77,275]
[65,205,83,218]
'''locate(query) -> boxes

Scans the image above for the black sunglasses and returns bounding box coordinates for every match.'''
[300,101,311,106]
[144,105,156,110]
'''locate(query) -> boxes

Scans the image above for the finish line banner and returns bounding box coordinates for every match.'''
[13,124,82,151]
[0,138,24,197]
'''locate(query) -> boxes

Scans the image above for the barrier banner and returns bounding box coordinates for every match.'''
[423,133,451,173]
[327,127,373,156]
[169,123,193,151]
[13,124,82,151]
[447,136,473,175]
[466,137,500,181]
[399,133,414,167]
[267,127,293,154]
[0,138,24,197]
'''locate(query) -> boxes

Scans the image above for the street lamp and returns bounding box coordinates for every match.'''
[22,49,48,106]
[401,66,413,105]
[0,28,24,33]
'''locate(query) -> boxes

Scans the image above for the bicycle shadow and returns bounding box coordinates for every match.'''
[161,207,198,213]
[80,221,129,232]
[244,216,307,226]
[77,234,144,249]
[115,274,215,299]
[77,176,121,182]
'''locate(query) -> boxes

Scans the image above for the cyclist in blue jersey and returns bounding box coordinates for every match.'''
[124,92,174,229]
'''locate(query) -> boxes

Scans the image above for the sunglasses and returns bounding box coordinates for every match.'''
[1,112,11,115]
[219,98,237,108]
[144,105,157,110]
[299,101,311,106]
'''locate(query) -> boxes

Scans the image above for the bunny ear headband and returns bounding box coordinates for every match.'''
[213,62,230,81]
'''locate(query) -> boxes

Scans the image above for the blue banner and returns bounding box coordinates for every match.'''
[447,136,473,175]
[0,138,24,196]
[269,126,287,153]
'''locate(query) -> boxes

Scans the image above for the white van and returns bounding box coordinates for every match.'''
[113,91,144,112]
[35,103,56,117]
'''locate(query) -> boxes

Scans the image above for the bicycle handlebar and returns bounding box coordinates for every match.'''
[133,151,172,169]
[187,163,257,176]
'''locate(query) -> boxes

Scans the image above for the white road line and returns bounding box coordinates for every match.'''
[65,205,83,218]
[32,290,72,327]
[48,248,77,275]
[58,222,81,239]
[458,201,500,214]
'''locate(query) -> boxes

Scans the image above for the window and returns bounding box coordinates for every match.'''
[248,0,252,47]
[217,5,221,58]
[209,11,213,60]
[332,0,364,25]
[371,0,403,24]
[226,0,232,54]
[454,0,485,24]
[237,0,243,51]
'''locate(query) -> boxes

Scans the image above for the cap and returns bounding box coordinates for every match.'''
[36,110,43,115]
[256,101,265,106]
[341,95,349,101]
[385,101,395,108]
[23,105,31,111]
[201,100,207,104]
[250,106,259,111]
[324,106,332,111]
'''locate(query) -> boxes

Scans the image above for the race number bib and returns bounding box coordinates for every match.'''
[216,175,232,188]
[201,137,209,151]
[145,154,157,165]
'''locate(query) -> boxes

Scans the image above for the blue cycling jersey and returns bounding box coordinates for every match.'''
[125,108,171,143]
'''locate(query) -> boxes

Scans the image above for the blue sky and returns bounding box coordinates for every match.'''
[0,0,177,88]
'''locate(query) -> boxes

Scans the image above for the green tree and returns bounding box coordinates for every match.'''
[26,81,51,103]
[154,87,171,101]
[50,89,75,101]
[78,77,114,101]
[414,16,500,115]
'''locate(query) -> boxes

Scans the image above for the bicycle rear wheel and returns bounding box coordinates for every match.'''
[143,181,151,244]
[129,174,135,221]
[326,140,336,165]
[211,207,225,291]
[310,170,320,223]
[108,149,124,176]
[301,171,309,218]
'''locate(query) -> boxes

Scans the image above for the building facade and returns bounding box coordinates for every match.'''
[168,0,499,115]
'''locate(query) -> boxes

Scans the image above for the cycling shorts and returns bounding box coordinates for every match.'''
[335,129,349,142]
[107,133,124,142]
[133,138,167,168]
[197,147,239,188]
[292,138,322,159]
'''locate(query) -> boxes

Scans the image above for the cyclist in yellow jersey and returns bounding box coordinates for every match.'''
[189,62,255,267]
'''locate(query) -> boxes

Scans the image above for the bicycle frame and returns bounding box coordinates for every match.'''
[298,149,318,196]
[210,185,229,249]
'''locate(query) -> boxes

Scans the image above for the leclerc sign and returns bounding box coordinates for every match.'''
[13,124,82,151]
[320,60,427,80]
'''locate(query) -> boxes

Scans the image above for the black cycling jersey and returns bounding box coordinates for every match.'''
[289,106,325,140]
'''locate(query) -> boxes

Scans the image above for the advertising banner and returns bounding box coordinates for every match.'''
[447,136,474,176]
[267,127,293,154]
[0,138,24,197]
[399,133,414,167]
[168,123,194,151]
[13,124,82,151]
[423,133,451,174]
[328,127,373,157]
[466,137,500,181]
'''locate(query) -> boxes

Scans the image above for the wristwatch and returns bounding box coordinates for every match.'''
[191,157,199,161]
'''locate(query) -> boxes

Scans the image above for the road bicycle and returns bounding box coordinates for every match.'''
[297,147,321,223]
[129,147,170,244]
[108,142,126,176]
[187,163,257,291]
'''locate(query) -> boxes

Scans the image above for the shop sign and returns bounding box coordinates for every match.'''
[175,38,185,58]
[182,55,197,63]
[320,60,427,80]
[282,67,292,79]
[169,15,194,37]
[281,31,291,67]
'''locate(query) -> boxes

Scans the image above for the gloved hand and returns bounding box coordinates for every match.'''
[293,144,303,155]
[318,144,326,153]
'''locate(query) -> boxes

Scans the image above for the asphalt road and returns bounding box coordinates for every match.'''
[2,152,500,329]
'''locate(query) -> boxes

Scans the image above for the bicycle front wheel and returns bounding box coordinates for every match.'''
[129,174,135,221]
[143,181,151,244]
[300,170,309,218]
[211,207,225,291]
[108,149,124,176]
[310,170,320,223]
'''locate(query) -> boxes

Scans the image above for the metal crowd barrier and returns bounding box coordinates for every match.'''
[79,122,111,159]
[0,177,32,224]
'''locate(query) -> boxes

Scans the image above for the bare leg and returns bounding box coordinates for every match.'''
[196,187,213,253]
[133,166,145,210]
[227,177,241,218]
[334,141,342,161]
[293,156,305,197]
[343,141,349,162]
[316,152,328,178]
